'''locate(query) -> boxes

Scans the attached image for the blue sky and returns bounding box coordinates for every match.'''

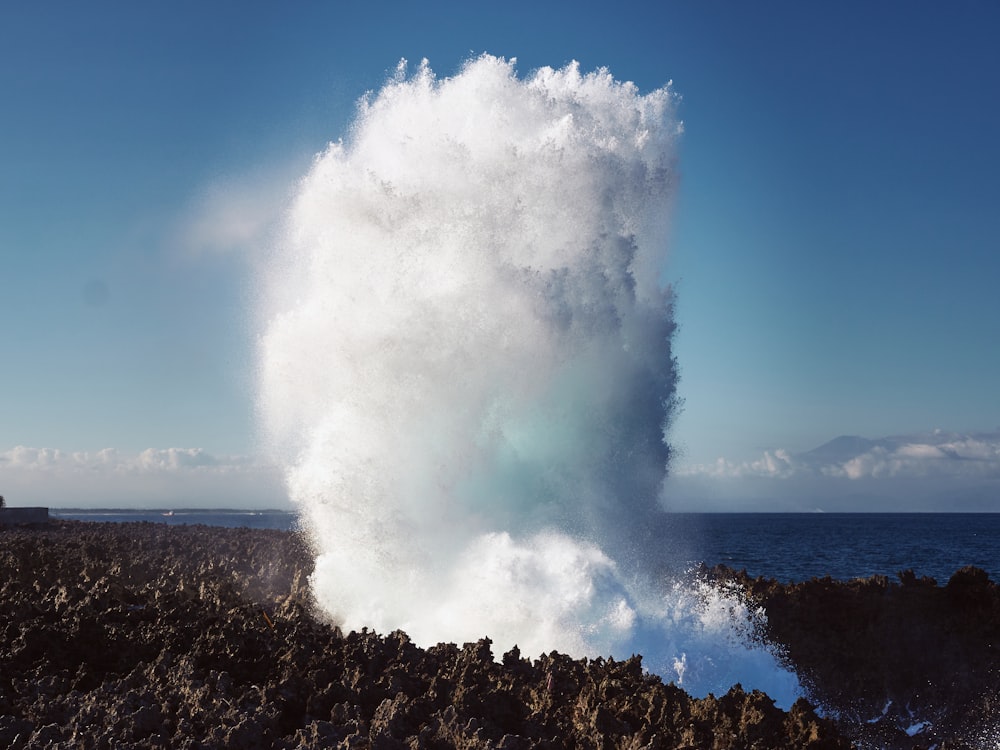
[3,2,999,508]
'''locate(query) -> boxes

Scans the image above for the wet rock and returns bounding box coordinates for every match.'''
[0,716,33,750]
[710,564,1000,749]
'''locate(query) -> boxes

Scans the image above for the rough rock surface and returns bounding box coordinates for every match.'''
[709,565,1000,749]
[0,522,845,749]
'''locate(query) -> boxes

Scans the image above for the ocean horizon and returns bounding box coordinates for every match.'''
[45,509,1000,585]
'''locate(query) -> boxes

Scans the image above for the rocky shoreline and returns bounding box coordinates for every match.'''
[707,564,1000,749]
[1,521,995,748]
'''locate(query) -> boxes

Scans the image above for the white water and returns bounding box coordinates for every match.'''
[257,54,801,707]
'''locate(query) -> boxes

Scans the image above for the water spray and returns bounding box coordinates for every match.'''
[258,54,800,706]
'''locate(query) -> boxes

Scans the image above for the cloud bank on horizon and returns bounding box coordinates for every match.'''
[670,429,1000,512]
[6,428,1000,511]
[1,446,283,509]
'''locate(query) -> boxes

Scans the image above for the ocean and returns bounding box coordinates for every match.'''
[667,512,1000,583]
[50,509,1000,585]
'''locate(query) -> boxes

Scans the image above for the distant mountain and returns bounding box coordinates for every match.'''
[793,429,1000,476]
[671,429,1000,512]
[795,435,879,469]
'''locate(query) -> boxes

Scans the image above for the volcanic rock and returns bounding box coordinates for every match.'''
[708,564,1000,749]
[0,521,847,749]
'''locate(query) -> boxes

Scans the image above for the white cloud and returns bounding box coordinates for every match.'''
[896,443,946,460]
[676,449,798,480]
[137,447,220,471]
[0,446,287,509]
[818,434,1000,481]
[679,430,1000,483]
[670,430,1000,511]
[5,446,66,468]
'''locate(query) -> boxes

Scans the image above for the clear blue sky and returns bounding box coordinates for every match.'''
[3,1,999,508]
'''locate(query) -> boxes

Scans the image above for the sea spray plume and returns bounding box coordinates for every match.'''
[258,55,800,705]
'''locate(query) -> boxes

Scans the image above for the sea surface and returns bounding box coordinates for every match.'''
[664,512,1000,584]
[49,510,1000,584]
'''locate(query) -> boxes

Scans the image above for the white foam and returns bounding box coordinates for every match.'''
[257,54,801,706]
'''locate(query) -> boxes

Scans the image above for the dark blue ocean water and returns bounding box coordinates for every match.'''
[50,510,1000,584]
[662,512,1000,584]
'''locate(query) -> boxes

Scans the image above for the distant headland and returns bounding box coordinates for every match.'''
[0,495,49,525]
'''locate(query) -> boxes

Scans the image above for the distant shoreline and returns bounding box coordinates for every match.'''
[49,507,298,515]
[46,508,1000,515]
[47,508,301,532]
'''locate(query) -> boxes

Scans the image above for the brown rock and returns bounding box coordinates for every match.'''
[1,522,849,749]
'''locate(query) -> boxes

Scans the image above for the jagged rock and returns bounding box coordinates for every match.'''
[1,521,854,749]
[708,564,1000,749]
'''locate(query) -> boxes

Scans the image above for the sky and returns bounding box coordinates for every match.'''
[2,1,999,510]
